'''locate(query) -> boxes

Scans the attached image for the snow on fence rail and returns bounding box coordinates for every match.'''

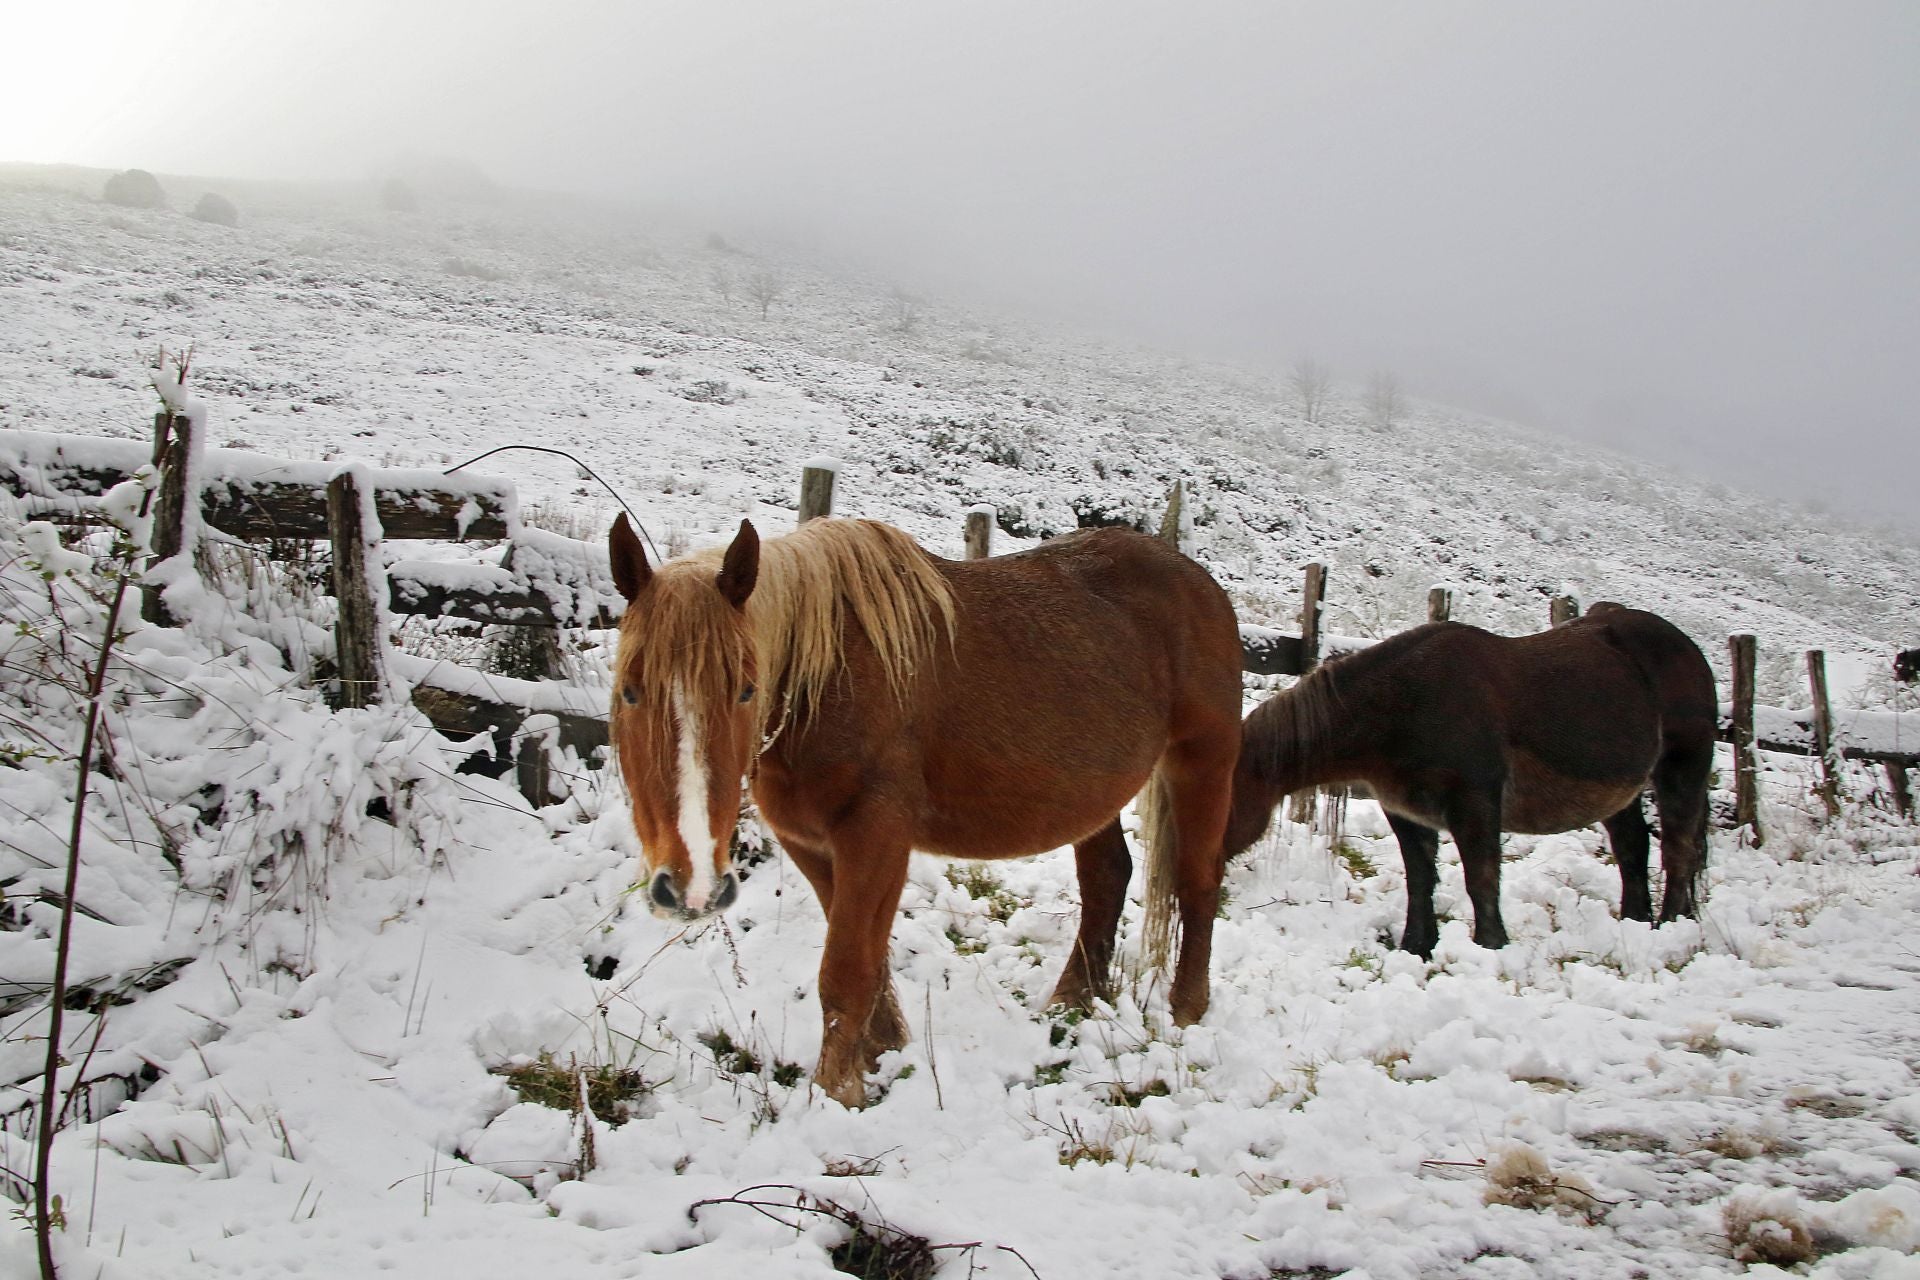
[4,424,1914,824]
[0,425,514,541]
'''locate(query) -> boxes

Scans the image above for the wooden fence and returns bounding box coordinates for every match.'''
[4,424,1913,826]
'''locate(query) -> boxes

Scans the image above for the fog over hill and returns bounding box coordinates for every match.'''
[3,163,1916,705]
[7,4,1915,531]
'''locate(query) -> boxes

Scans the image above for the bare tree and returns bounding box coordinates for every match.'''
[1288,358,1332,423]
[708,261,736,309]
[1365,370,1403,431]
[746,267,787,319]
[884,287,922,334]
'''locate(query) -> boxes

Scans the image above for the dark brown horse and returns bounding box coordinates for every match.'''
[1223,603,1717,957]
[606,515,1242,1106]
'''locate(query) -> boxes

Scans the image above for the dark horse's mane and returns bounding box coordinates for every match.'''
[1240,628,1437,791]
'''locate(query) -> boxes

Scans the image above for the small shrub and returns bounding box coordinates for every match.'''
[1332,841,1376,879]
[698,1028,762,1076]
[1482,1144,1602,1219]
[1342,948,1383,978]
[443,256,506,281]
[494,1053,650,1127]
[190,192,239,227]
[1723,1189,1816,1265]
[104,169,166,209]
[680,379,740,405]
[699,1027,803,1085]
[944,864,1021,922]
[1107,1079,1170,1108]
[832,1218,937,1280]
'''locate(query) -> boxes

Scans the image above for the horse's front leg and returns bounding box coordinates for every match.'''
[1049,819,1131,1010]
[1446,797,1509,950]
[1386,814,1443,958]
[812,827,912,1109]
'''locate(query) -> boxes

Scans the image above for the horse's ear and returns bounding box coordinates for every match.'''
[609,512,652,602]
[715,519,759,610]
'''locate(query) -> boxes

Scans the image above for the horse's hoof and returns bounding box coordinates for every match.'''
[1169,993,1209,1027]
[1044,980,1105,1012]
[817,1073,870,1109]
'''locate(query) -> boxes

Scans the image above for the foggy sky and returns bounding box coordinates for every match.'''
[9,2,1918,527]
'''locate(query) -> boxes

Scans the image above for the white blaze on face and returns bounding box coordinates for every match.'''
[671,682,717,912]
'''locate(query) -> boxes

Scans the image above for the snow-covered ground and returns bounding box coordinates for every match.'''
[2,165,1918,1279]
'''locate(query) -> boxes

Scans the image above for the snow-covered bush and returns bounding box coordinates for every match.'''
[190,192,239,227]
[103,169,165,210]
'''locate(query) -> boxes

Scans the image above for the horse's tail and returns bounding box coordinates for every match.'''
[1139,762,1181,975]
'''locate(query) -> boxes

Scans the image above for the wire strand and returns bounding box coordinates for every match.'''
[442,445,661,562]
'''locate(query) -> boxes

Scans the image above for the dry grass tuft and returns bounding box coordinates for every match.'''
[1482,1144,1605,1220]
[1723,1188,1816,1265]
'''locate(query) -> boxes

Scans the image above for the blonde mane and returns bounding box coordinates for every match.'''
[663,518,957,744]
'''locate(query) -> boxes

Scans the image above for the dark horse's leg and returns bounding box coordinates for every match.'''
[803,821,913,1109]
[1387,814,1443,958]
[1653,740,1713,921]
[1602,798,1654,922]
[1446,794,1510,950]
[1048,818,1131,1010]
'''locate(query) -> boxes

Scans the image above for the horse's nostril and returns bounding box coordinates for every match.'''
[649,869,679,910]
[714,872,739,912]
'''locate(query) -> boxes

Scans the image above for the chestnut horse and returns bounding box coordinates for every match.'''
[1223,603,1717,957]
[606,514,1242,1106]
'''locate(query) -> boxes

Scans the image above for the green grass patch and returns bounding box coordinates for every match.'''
[494,1053,651,1127]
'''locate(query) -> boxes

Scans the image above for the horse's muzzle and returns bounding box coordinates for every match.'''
[648,867,739,920]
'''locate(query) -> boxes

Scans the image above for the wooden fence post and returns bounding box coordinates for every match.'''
[964,505,994,560]
[1286,561,1331,827]
[1550,595,1580,627]
[1427,586,1452,623]
[327,471,383,709]
[514,714,563,807]
[1298,563,1327,671]
[1157,479,1185,551]
[1729,633,1763,845]
[1806,648,1841,820]
[487,542,566,680]
[141,408,196,626]
[1887,762,1915,820]
[798,458,837,525]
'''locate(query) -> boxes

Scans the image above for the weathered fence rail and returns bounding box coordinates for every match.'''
[1,427,514,541]
[6,426,1915,820]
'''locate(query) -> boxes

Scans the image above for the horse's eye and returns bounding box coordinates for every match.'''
[739,683,756,704]
[622,686,638,705]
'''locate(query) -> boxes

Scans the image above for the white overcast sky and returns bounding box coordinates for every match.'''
[7,2,1917,525]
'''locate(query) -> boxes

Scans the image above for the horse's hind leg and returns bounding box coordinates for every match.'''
[1049,818,1130,1010]
[1654,740,1713,921]
[1602,798,1654,922]
[1387,814,1443,958]
[1162,740,1236,1027]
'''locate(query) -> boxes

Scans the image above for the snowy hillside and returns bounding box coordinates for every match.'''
[3,165,1920,1280]
[3,164,1916,685]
